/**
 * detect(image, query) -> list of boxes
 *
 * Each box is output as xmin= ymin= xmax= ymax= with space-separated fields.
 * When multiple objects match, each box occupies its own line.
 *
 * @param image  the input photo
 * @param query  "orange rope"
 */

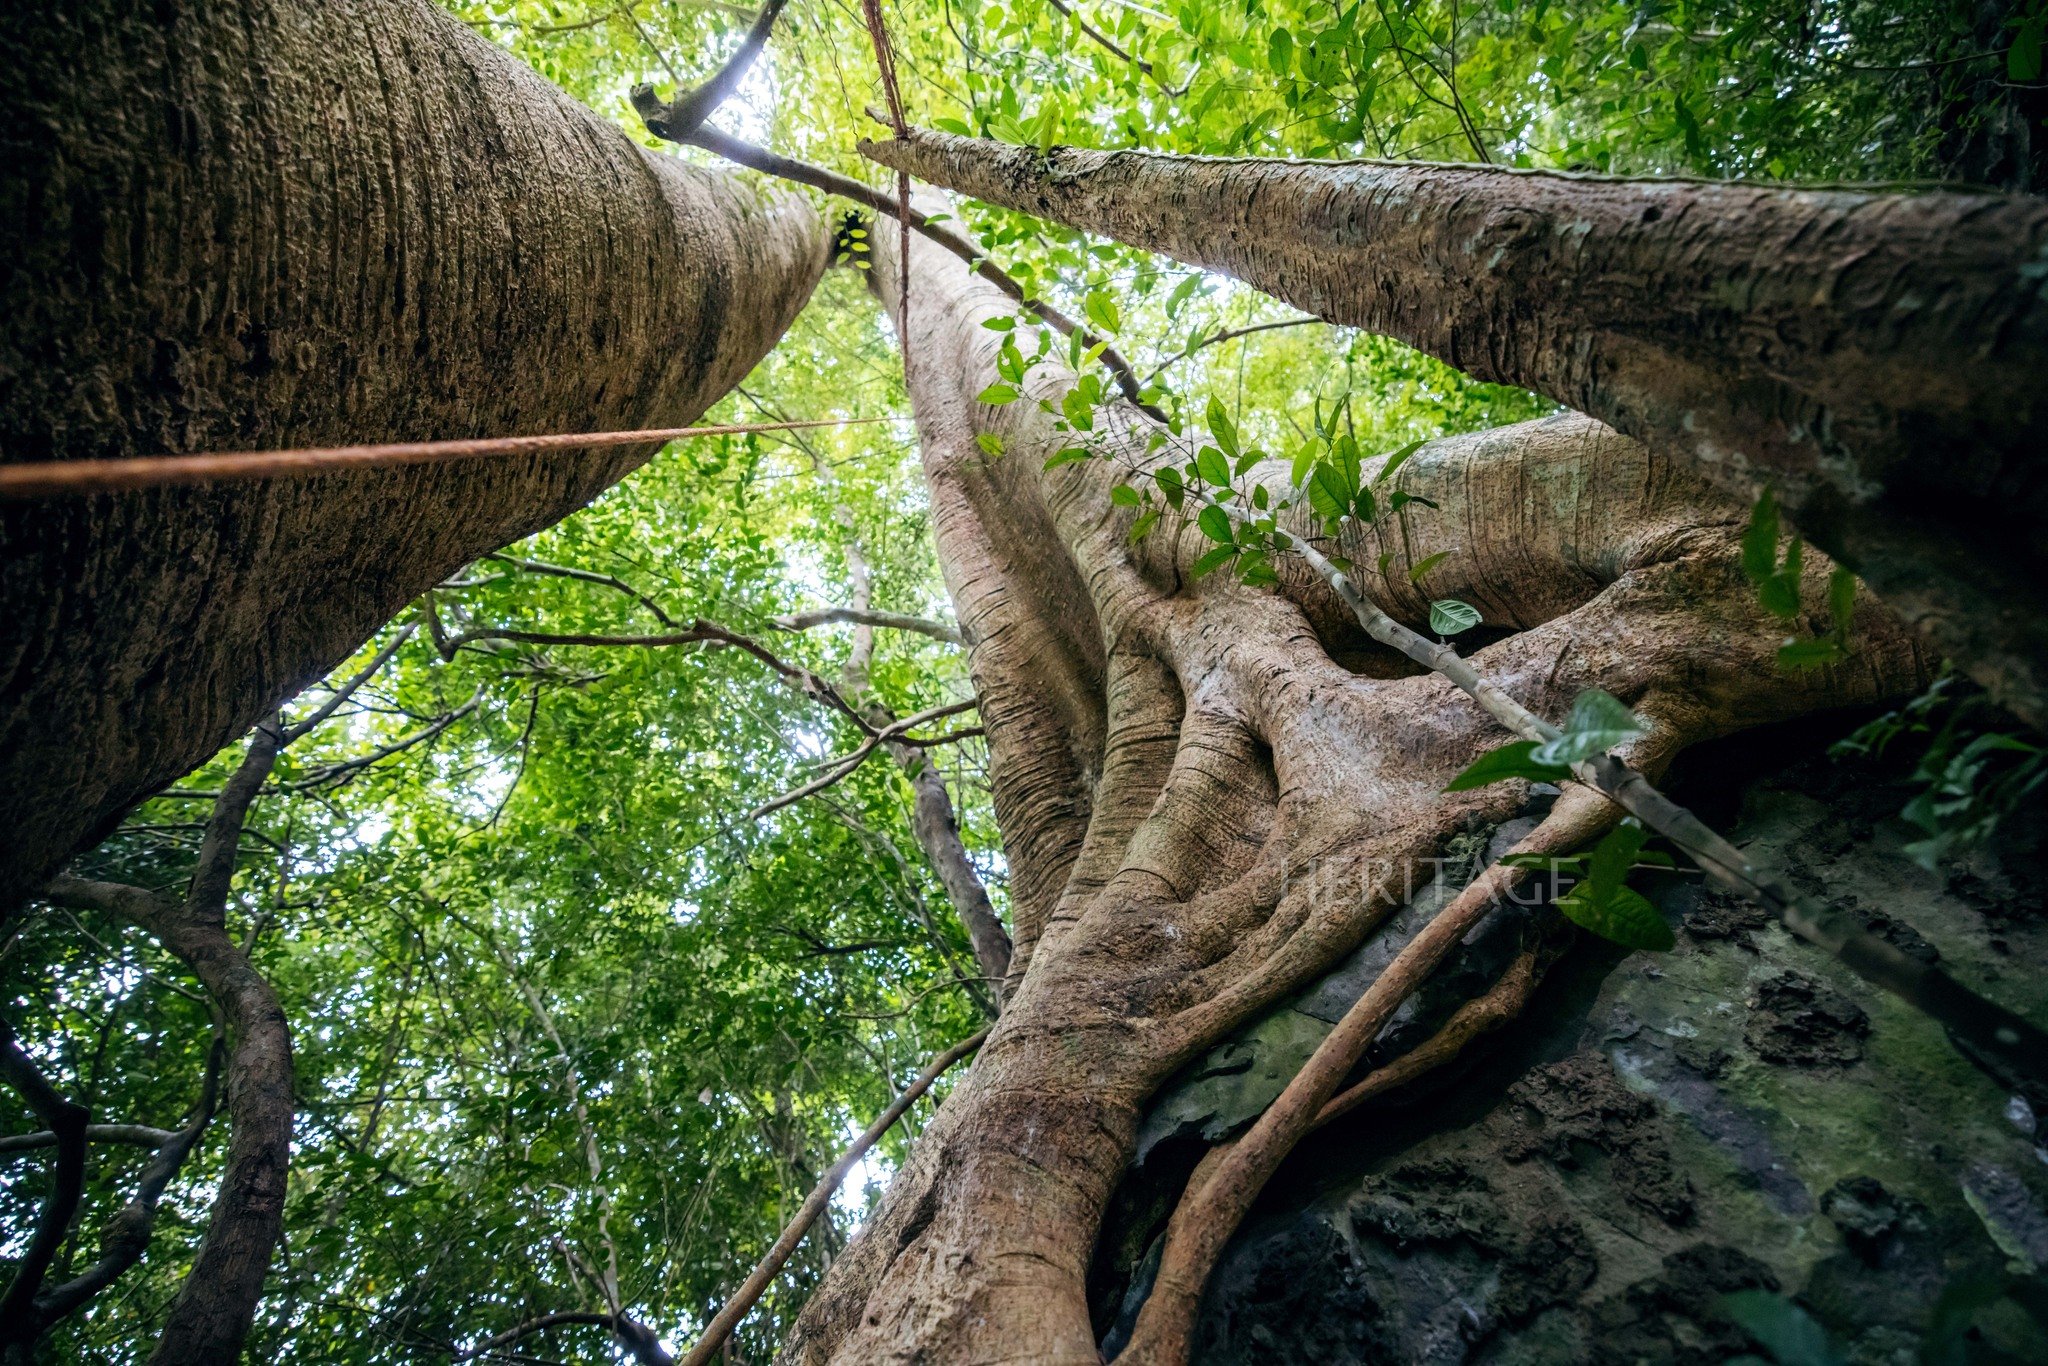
xmin=0 ymin=418 xmax=886 ymax=498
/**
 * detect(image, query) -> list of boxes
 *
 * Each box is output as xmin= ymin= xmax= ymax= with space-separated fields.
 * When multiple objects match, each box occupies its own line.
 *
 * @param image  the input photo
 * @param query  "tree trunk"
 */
xmin=776 ymin=199 xmax=1929 ymax=1363
xmin=860 ymin=130 xmax=2048 ymax=734
xmin=0 ymin=0 xmax=829 ymax=911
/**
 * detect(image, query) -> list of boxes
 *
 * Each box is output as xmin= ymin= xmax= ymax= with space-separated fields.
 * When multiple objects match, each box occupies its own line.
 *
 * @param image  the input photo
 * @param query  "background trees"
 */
xmin=4 ymin=0 xmax=2045 ymax=1361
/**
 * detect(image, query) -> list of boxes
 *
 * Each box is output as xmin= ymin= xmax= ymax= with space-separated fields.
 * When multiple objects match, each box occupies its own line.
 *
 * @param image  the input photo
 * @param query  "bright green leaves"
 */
xmin=977 ymin=382 xmax=1020 ymax=406
xmin=1197 ymin=504 xmax=1235 ymax=544
xmin=1408 ymin=550 xmax=1450 ymax=583
xmin=1082 ymin=289 xmax=1121 ymax=335
xmin=1110 ymin=483 xmax=1143 ymax=508
xmin=1444 ymin=688 xmax=1646 ymax=789
xmin=1506 ymin=820 xmax=1677 ymax=952
xmin=1743 ymin=485 xmax=1806 ymax=619
xmin=1428 ymin=598 xmax=1481 ymax=635
xmin=1742 ymin=489 xmax=1860 ymax=671
xmin=1532 ymin=688 xmax=1649 ymax=767
xmin=1443 ymin=739 xmax=1569 ymax=791
xmin=1196 ymin=444 xmax=1233 ymax=488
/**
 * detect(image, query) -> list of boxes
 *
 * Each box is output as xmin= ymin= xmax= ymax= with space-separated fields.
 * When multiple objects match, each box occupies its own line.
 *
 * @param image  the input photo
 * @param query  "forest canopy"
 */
xmin=3 ymin=0 xmax=2045 ymax=1362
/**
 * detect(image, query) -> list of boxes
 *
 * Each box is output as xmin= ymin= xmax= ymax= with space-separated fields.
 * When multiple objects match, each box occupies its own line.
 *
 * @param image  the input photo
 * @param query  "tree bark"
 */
xmin=775 ymin=195 xmax=1928 ymax=1363
xmin=860 ymin=129 xmax=2048 ymax=732
xmin=0 ymin=0 xmax=829 ymax=911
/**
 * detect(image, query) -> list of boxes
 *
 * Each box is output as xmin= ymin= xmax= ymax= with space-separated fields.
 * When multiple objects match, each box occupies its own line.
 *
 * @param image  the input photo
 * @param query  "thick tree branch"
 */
xmin=678 ymin=1028 xmax=988 ymax=1366
xmin=858 ymin=126 xmax=2048 ymax=731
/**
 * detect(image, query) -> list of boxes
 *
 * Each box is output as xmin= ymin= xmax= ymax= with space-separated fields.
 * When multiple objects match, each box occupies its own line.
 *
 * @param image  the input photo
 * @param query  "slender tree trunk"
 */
xmin=776 ymin=204 xmax=1928 ymax=1363
xmin=0 ymin=0 xmax=829 ymax=911
xmin=861 ymin=129 xmax=2048 ymax=732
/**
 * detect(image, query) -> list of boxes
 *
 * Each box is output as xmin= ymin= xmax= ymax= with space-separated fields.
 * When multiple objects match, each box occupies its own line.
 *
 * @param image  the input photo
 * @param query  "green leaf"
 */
xmin=1083 ymin=290 xmax=1121 ymax=335
xmin=1043 ymin=446 xmax=1089 ymax=470
xmin=1351 ymin=485 xmax=1377 ymax=523
xmin=1154 ymin=465 xmax=1186 ymax=509
xmin=977 ymin=382 xmax=1020 ymax=406
xmin=1429 ymin=598 xmax=1482 ymax=635
xmin=1267 ymin=26 xmax=1295 ymax=75
xmin=1558 ymin=883 xmax=1674 ymax=951
xmin=975 ymin=432 xmax=1005 ymax=457
xmin=1309 ymin=462 xmax=1352 ymax=525
xmin=1530 ymin=688 xmax=1648 ymax=767
xmin=1408 ymin=550 xmax=1450 ymax=584
xmin=1757 ymin=572 xmax=1802 ymax=620
xmin=1827 ymin=565 xmax=1858 ymax=637
xmin=2012 ymin=17 xmax=2044 ymax=81
xmin=980 ymin=315 xmax=1016 ymax=331
xmin=1206 ymin=396 xmax=1240 ymax=458
xmin=1741 ymin=488 xmax=1780 ymax=584
xmin=1290 ymin=438 xmax=1319 ymax=489
xmin=1110 ymin=483 xmax=1142 ymax=507
xmin=1777 ymin=636 xmax=1847 ymax=671
xmin=1196 ymin=445 xmax=1233 ymax=488
xmin=1197 ymin=504 xmax=1235 ymax=544
xmin=1192 ymin=544 xmax=1236 ymax=577
xmin=1718 ymin=1290 xmax=1845 ymax=1366
xmin=1239 ymin=551 xmax=1279 ymax=587
xmin=1373 ymin=439 xmax=1425 ymax=486
xmin=1583 ymin=820 xmax=1648 ymax=902
xmin=1128 ymin=507 xmax=1162 ymax=543
xmin=1444 ymin=739 xmax=1570 ymax=792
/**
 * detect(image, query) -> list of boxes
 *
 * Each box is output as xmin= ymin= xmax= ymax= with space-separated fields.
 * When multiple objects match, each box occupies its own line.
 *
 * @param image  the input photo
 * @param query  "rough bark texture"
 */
xmin=775 ymin=203 xmax=1929 ymax=1364
xmin=0 ymin=0 xmax=829 ymax=910
xmin=861 ymin=130 xmax=2048 ymax=733
xmin=1096 ymin=737 xmax=2048 ymax=1364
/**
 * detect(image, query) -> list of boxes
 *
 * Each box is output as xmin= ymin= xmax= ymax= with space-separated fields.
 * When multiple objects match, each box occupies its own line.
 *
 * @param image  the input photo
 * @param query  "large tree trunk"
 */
xmin=860 ymin=130 xmax=2048 ymax=734
xmin=776 ymin=202 xmax=1929 ymax=1363
xmin=0 ymin=0 xmax=828 ymax=909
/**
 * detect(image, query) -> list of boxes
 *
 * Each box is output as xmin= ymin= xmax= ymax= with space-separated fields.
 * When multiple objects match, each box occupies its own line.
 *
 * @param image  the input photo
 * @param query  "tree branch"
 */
xmin=0 ymin=1019 xmax=90 ymax=1343
xmin=636 ymin=0 xmax=790 ymax=144
xmin=31 ymin=1035 xmax=226 ymax=1332
xmin=746 ymin=700 xmax=980 ymax=820
xmin=486 ymin=554 xmax=680 ymax=628
xmin=677 ymin=1028 xmax=988 ymax=1366
xmin=0 ymin=1122 xmax=180 ymax=1155
xmin=453 ymin=1309 xmax=674 ymax=1366
xmin=772 ymin=606 xmax=964 ymax=646
xmin=1142 ymin=316 xmax=1320 ymax=385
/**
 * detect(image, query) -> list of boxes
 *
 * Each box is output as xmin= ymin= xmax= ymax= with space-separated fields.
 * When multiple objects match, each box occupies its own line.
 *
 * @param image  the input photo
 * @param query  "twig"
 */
xmin=487 ymin=555 xmax=680 ymax=628
xmin=677 ymin=1028 xmax=989 ymax=1366
xmin=1142 ymin=317 xmax=1320 ymax=385
xmin=746 ymin=700 xmax=981 ymax=820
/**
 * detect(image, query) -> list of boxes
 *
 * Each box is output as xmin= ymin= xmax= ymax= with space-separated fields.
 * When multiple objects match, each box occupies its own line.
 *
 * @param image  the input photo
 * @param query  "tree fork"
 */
xmin=859 ymin=127 xmax=2048 ymax=732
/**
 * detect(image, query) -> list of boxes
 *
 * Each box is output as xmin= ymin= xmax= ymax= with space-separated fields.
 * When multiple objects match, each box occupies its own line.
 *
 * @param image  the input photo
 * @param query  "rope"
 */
xmin=0 ymin=418 xmax=885 ymax=498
